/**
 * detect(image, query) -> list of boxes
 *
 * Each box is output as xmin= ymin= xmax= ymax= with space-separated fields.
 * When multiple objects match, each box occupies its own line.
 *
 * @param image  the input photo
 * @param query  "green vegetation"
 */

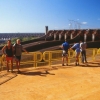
xmin=11 ymin=36 xmax=37 ymax=44
xmin=0 ymin=36 xmax=38 ymax=46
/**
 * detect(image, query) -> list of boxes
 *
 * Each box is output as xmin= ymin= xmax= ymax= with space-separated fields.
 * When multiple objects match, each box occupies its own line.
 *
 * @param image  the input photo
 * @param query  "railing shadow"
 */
xmin=19 ymin=70 xmax=55 ymax=76
xmin=80 ymin=62 xmax=100 ymax=67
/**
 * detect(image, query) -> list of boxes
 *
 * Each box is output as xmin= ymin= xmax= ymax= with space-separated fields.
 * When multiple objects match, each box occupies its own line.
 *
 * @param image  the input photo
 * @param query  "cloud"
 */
xmin=81 ymin=22 xmax=87 ymax=25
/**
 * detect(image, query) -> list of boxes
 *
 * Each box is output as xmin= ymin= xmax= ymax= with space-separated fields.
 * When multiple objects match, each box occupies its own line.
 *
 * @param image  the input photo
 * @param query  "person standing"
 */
xmin=70 ymin=42 xmax=81 ymax=66
xmin=13 ymin=39 xmax=28 ymax=73
xmin=80 ymin=41 xmax=87 ymax=63
xmin=61 ymin=40 xmax=70 ymax=66
xmin=2 ymin=40 xmax=14 ymax=72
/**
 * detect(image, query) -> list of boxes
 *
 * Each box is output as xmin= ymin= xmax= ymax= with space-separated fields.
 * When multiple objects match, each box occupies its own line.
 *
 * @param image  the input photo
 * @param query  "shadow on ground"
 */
xmin=19 ymin=70 xmax=55 ymax=77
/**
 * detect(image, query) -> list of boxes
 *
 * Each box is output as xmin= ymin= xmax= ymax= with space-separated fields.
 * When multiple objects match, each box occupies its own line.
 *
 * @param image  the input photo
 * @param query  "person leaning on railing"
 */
xmin=70 ymin=42 xmax=81 ymax=66
xmin=60 ymin=40 xmax=70 ymax=66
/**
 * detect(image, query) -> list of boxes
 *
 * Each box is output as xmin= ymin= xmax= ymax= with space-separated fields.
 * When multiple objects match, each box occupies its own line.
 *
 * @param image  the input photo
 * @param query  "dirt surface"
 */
xmin=0 ymin=62 xmax=100 ymax=100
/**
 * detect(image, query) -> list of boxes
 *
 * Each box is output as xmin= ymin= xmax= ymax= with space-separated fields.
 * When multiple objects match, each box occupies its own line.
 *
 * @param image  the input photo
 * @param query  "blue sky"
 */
xmin=0 ymin=0 xmax=100 ymax=33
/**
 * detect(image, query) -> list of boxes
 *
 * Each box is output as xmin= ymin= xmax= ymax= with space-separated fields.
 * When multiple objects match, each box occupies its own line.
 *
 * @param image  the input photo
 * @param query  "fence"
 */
xmin=0 ymin=48 xmax=99 ymax=71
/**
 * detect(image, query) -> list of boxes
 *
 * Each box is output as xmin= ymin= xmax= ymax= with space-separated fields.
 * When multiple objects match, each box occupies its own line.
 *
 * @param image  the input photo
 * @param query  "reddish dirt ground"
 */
xmin=0 ymin=62 xmax=100 ymax=100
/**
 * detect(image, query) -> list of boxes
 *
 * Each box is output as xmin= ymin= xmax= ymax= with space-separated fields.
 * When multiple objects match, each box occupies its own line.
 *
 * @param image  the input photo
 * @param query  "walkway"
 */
xmin=0 ymin=60 xmax=100 ymax=100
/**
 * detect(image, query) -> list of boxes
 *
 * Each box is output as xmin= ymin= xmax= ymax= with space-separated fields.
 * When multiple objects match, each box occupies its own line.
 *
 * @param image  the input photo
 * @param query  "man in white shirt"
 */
xmin=80 ymin=41 xmax=87 ymax=63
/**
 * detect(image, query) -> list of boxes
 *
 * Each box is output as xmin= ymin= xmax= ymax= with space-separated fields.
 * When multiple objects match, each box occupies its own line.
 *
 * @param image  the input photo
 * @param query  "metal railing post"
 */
xmin=49 ymin=52 xmax=52 ymax=67
xmin=92 ymin=49 xmax=96 ymax=61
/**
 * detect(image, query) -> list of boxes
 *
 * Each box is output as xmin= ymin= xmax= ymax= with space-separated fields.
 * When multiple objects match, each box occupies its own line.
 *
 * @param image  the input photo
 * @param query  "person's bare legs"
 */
xmin=66 ymin=57 xmax=68 ymax=65
xmin=75 ymin=52 xmax=80 ymax=65
xmin=76 ymin=56 xmax=79 ymax=65
xmin=6 ymin=60 xmax=9 ymax=72
xmin=10 ymin=59 xmax=13 ymax=72
xmin=62 ymin=56 xmax=68 ymax=66
xmin=16 ymin=60 xmax=20 ymax=72
xmin=77 ymin=53 xmax=80 ymax=65
xmin=62 ymin=57 xmax=65 ymax=66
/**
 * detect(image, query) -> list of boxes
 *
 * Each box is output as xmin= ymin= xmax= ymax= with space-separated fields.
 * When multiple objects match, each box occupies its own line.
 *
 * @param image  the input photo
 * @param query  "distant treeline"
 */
xmin=0 ymin=33 xmax=45 ymax=39
xmin=0 ymin=36 xmax=41 ymax=46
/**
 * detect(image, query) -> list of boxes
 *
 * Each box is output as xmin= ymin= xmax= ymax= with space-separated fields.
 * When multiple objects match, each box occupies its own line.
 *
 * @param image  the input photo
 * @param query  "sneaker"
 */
xmin=7 ymin=70 xmax=9 ymax=72
xmin=82 ymin=62 xmax=84 ymax=64
xmin=11 ymin=70 xmax=13 ymax=73
xmin=66 ymin=64 xmax=68 ymax=66
xmin=62 ymin=64 xmax=65 ymax=66
xmin=77 ymin=63 xmax=79 ymax=66
xmin=17 ymin=70 xmax=21 ymax=73
xmin=75 ymin=63 xmax=77 ymax=66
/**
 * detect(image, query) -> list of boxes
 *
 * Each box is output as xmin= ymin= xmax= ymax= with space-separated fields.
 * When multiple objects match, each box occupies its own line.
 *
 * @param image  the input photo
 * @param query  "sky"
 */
xmin=0 ymin=0 xmax=100 ymax=33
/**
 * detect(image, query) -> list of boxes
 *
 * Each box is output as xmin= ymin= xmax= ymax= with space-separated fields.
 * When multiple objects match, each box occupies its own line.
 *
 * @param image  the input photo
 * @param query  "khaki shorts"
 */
xmin=62 ymin=50 xmax=68 ymax=57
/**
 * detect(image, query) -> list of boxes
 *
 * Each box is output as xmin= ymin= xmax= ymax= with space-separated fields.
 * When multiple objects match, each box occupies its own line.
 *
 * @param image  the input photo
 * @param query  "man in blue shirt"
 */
xmin=70 ymin=42 xmax=81 ymax=66
xmin=61 ymin=40 xmax=70 ymax=66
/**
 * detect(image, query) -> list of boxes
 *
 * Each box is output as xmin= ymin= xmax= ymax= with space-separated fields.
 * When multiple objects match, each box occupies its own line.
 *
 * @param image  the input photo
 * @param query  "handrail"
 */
xmin=0 ymin=48 xmax=99 ymax=71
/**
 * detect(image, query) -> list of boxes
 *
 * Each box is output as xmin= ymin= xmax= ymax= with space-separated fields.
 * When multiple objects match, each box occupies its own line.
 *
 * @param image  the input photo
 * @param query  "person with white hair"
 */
xmin=13 ymin=39 xmax=28 ymax=73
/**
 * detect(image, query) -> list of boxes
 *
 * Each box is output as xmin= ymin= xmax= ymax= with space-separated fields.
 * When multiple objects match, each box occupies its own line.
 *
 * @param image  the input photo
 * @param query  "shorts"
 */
xmin=6 ymin=57 xmax=13 ymax=61
xmin=15 ymin=55 xmax=21 ymax=61
xmin=62 ymin=50 xmax=68 ymax=57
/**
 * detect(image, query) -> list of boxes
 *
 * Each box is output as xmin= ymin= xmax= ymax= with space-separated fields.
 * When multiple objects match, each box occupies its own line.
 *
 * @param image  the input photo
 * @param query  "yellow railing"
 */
xmin=0 ymin=48 xmax=100 ymax=71
xmin=20 ymin=51 xmax=43 ymax=67
xmin=94 ymin=48 xmax=100 ymax=60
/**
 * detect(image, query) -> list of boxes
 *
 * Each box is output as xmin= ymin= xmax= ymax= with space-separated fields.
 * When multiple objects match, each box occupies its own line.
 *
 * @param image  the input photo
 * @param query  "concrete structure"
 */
xmin=45 ymin=26 xmax=48 ymax=35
